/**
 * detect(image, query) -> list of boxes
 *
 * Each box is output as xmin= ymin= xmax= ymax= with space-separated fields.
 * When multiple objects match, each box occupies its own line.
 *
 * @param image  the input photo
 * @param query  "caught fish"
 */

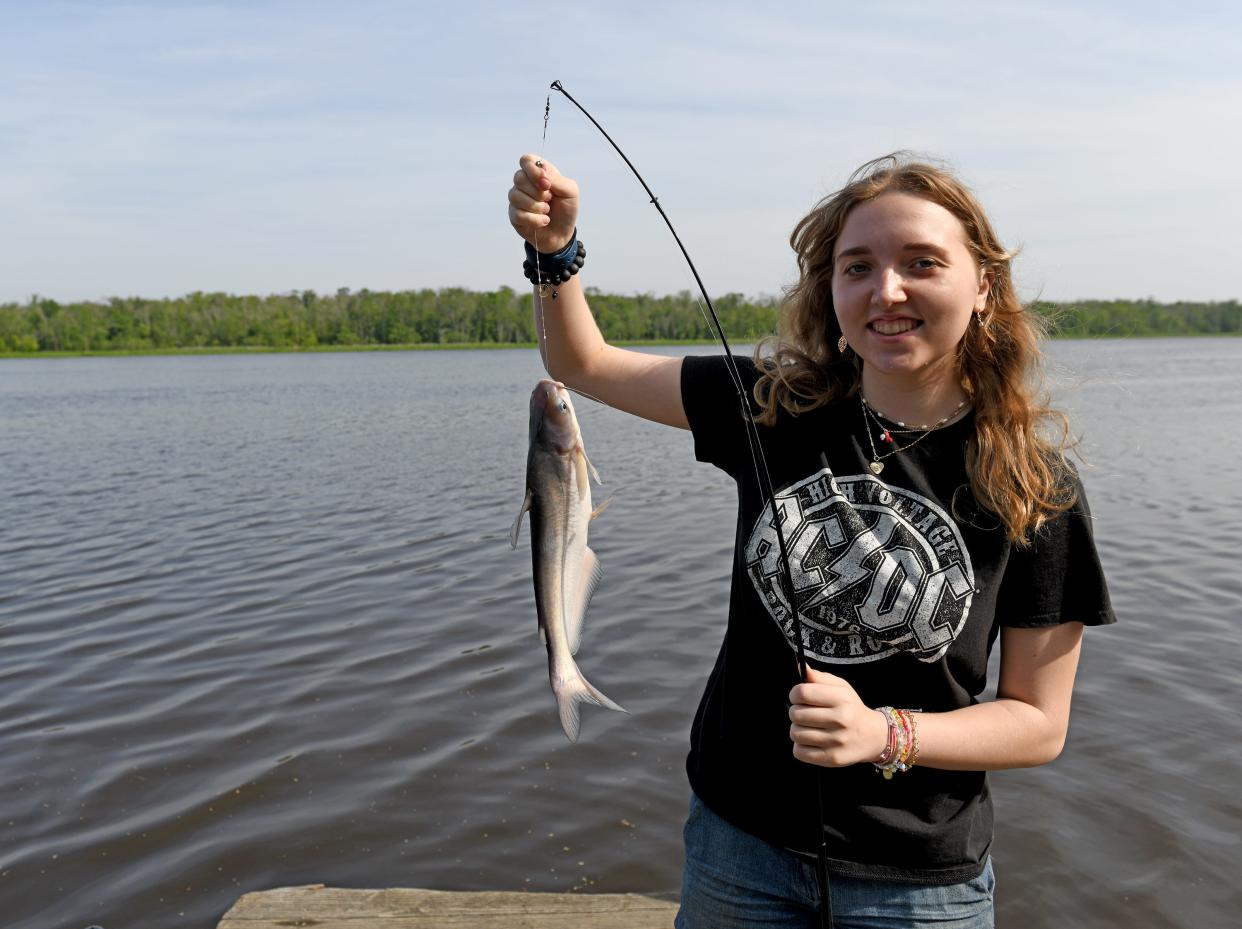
xmin=511 ymin=379 xmax=624 ymax=741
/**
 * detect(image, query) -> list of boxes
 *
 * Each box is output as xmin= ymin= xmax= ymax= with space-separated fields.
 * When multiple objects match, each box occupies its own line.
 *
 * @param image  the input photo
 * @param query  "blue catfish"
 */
xmin=511 ymin=379 xmax=624 ymax=741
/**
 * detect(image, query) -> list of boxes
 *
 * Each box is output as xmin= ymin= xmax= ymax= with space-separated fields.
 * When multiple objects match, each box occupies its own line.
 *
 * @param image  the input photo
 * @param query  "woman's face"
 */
xmin=831 ymin=192 xmax=989 ymax=391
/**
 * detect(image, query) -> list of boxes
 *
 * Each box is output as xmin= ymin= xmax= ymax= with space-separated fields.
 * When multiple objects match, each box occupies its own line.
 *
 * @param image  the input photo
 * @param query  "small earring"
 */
xmin=837 ymin=335 xmax=848 ymax=353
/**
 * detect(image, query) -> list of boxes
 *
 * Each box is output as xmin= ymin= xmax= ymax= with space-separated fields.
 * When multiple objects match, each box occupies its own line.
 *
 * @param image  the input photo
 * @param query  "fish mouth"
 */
xmin=529 ymin=378 xmax=579 ymax=449
xmin=532 ymin=378 xmax=570 ymax=403
xmin=533 ymin=377 xmax=560 ymax=396
xmin=531 ymin=379 xmax=568 ymax=412
xmin=868 ymin=317 xmax=922 ymax=336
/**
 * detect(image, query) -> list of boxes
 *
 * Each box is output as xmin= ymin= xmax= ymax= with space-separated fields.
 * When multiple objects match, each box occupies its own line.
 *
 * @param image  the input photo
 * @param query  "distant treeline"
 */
xmin=0 ymin=288 xmax=1238 ymax=353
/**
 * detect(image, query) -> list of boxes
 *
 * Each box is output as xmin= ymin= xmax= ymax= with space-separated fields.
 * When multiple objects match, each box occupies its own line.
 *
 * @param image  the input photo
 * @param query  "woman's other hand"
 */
xmin=789 ymin=668 xmax=889 ymax=768
xmin=509 ymin=155 xmax=579 ymax=254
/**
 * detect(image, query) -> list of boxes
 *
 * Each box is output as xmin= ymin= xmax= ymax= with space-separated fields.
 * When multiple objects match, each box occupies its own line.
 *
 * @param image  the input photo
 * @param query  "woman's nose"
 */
xmin=872 ymin=267 xmax=907 ymax=306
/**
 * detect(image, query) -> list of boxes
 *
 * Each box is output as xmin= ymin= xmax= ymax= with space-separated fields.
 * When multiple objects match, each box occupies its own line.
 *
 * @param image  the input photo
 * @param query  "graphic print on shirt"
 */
xmin=744 ymin=468 xmax=975 ymax=664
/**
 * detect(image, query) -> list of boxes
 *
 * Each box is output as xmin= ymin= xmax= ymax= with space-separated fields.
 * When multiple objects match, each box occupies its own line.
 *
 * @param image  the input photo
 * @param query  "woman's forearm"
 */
xmin=530 ymin=274 xmax=689 ymax=428
xmin=531 ymin=276 xmax=607 ymax=386
xmin=901 ymin=698 xmax=1068 ymax=772
xmin=791 ymin=625 xmax=1083 ymax=774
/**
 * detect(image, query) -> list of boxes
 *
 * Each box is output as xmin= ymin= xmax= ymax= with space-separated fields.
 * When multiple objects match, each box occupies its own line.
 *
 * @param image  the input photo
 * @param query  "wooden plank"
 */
xmin=217 ymin=885 xmax=678 ymax=929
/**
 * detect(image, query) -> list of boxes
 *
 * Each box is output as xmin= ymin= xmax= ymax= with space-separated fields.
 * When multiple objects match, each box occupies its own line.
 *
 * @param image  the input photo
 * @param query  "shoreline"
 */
xmin=1 ymin=331 xmax=1238 ymax=360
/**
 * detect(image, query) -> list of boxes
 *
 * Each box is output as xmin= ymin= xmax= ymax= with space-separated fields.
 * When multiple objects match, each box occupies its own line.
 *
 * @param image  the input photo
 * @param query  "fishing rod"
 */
xmin=543 ymin=79 xmax=834 ymax=929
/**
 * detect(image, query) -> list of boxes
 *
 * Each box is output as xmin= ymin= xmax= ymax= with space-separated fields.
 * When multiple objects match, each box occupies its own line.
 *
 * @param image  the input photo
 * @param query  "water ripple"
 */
xmin=1 ymin=342 xmax=1239 ymax=929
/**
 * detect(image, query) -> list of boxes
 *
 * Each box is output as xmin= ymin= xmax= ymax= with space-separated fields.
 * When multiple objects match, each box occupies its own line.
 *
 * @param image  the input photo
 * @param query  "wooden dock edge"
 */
xmin=217 ymin=884 xmax=679 ymax=928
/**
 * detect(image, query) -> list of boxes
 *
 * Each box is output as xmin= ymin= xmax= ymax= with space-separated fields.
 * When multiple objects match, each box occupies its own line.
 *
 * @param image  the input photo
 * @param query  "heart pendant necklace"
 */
xmin=860 ymin=394 xmax=968 ymax=475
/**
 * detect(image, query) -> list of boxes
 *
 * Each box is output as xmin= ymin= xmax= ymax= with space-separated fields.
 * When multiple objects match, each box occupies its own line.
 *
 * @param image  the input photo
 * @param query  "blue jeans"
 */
xmin=676 ymin=794 xmax=995 ymax=929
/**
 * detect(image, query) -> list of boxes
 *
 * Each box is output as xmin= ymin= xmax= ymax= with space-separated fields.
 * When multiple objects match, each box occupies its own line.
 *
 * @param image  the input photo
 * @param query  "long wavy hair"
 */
xmin=754 ymin=153 xmax=1075 ymax=544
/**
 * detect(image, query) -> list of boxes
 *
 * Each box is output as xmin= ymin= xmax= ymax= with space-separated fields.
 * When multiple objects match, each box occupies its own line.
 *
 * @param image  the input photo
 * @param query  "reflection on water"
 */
xmin=1 ymin=339 xmax=1239 ymax=929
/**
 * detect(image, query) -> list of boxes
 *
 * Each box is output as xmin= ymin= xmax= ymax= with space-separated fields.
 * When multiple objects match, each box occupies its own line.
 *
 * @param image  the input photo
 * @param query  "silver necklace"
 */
xmin=859 ymin=394 xmax=969 ymax=475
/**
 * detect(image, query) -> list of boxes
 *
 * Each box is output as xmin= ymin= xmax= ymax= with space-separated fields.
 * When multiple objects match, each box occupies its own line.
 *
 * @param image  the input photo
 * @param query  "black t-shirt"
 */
xmin=681 ymin=354 xmax=1116 ymax=884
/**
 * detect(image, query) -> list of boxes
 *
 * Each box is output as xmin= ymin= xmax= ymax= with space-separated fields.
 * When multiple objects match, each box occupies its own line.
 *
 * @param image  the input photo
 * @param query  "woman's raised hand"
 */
xmin=509 ymin=155 xmax=579 ymax=255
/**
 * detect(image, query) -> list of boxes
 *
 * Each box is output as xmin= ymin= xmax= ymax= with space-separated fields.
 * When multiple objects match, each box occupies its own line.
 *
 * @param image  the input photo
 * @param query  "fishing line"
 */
xmin=565 ymin=385 xmax=609 ymax=407
xmin=543 ymin=79 xmax=835 ymax=929
xmin=688 ymin=289 xmax=723 ymax=347
xmin=533 ymin=91 xmax=553 ymax=369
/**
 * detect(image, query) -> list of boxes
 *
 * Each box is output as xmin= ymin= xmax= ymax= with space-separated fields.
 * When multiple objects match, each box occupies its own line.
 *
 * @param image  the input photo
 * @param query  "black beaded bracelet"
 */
xmin=523 ymin=231 xmax=586 ymax=295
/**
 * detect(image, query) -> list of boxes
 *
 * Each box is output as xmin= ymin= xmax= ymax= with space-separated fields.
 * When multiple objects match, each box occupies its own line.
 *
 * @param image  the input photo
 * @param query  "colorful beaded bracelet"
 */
xmin=874 ymin=706 xmax=919 ymax=779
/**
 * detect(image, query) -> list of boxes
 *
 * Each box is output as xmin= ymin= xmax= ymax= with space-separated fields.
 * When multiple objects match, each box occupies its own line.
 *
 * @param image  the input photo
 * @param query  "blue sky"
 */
xmin=2 ymin=0 xmax=1239 ymax=303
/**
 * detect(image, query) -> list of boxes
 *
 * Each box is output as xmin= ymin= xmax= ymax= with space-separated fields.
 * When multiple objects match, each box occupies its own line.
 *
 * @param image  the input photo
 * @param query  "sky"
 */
xmin=2 ymin=0 xmax=1239 ymax=305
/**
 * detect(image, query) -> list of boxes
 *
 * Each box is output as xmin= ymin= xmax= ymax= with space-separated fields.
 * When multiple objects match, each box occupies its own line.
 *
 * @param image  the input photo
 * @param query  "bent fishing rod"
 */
xmin=540 ymin=79 xmax=835 ymax=929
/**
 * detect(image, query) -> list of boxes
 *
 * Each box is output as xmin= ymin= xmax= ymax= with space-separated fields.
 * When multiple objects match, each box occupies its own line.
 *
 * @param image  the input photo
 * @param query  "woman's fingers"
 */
xmin=508 ymin=204 xmax=550 ymax=240
xmin=518 ymin=155 xmax=554 ymax=197
xmin=790 ymin=726 xmax=851 ymax=767
xmin=789 ymin=702 xmax=889 ymax=768
xmin=508 ymin=165 xmax=552 ymax=240
xmin=512 ymin=167 xmax=550 ymax=201
xmin=510 ymin=154 xmax=579 ymax=252
xmin=509 ymin=186 xmax=550 ymax=215
xmin=519 ymin=152 xmax=546 ymax=180
xmin=790 ymin=723 xmax=839 ymax=746
xmin=788 ymin=704 xmax=841 ymax=728
xmin=546 ymin=170 xmax=579 ymax=200
xmin=518 ymin=155 xmax=580 ymax=200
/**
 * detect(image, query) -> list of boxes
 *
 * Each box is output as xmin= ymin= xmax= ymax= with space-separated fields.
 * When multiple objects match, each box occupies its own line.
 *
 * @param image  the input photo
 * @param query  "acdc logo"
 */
xmin=744 ymin=469 xmax=975 ymax=664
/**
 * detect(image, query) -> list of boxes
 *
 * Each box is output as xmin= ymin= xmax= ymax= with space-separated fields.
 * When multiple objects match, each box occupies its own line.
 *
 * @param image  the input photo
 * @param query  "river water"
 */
xmin=1 ymin=339 xmax=1238 ymax=929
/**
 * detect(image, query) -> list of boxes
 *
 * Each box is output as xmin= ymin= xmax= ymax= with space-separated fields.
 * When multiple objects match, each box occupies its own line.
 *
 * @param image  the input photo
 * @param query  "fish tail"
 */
xmin=553 ymin=668 xmax=627 ymax=743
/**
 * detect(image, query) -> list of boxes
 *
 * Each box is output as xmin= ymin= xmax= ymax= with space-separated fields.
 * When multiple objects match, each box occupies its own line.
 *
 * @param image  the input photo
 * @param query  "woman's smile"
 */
xmin=868 ymin=316 xmax=922 ymax=336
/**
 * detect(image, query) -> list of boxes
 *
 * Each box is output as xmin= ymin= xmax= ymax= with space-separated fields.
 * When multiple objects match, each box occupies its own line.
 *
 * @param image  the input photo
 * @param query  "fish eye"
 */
xmin=558 ymin=401 xmax=568 ymax=411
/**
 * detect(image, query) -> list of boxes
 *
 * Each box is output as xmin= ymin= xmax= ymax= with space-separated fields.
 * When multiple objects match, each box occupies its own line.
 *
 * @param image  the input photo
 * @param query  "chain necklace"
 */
xmin=860 ymin=394 xmax=969 ymax=475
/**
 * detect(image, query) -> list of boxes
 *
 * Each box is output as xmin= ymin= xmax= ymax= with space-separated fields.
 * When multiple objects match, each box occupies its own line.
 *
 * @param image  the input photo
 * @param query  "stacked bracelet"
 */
xmin=874 ymin=707 xmax=920 ymax=779
xmin=905 ymin=709 xmax=920 ymax=769
xmin=523 ymin=230 xmax=586 ymax=298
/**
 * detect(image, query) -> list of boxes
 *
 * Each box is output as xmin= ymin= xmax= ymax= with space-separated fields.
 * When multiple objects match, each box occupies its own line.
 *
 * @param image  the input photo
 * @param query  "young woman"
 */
xmin=506 ymin=152 xmax=1115 ymax=928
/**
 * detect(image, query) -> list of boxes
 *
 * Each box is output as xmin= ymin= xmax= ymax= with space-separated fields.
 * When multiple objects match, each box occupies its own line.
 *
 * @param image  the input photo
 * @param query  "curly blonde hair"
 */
xmin=754 ymin=153 xmax=1075 ymax=544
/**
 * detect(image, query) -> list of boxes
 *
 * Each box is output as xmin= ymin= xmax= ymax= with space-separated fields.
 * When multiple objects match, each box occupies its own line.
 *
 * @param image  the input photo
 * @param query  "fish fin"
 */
xmin=553 ymin=663 xmax=627 ymax=743
xmin=510 ymin=489 xmax=532 ymax=549
xmin=590 ymin=496 xmax=614 ymax=521
xmin=582 ymin=447 xmax=602 ymax=485
xmin=574 ymin=450 xmax=590 ymax=499
xmin=565 ymin=547 xmax=601 ymax=656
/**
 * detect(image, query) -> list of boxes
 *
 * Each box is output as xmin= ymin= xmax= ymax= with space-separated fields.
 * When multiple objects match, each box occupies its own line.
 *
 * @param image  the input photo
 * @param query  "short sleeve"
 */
xmin=996 ymin=474 xmax=1117 ymax=628
xmin=681 ymin=354 xmax=762 ymax=478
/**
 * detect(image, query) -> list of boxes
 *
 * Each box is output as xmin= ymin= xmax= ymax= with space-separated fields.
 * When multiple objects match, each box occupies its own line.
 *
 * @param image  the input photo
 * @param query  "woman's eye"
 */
xmin=844 ymin=262 xmax=869 ymax=275
xmin=912 ymin=258 xmax=939 ymax=270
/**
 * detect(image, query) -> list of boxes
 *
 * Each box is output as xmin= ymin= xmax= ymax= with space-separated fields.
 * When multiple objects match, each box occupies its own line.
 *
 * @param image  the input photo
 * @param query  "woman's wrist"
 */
xmin=523 ymin=229 xmax=586 ymax=290
xmin=527 ymin=230 xmax=577 ymax=259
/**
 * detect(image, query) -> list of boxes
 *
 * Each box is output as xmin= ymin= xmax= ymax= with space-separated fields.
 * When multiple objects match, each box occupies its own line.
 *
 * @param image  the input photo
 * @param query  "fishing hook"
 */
xmin=543 ymin=79 xmax=835 ymax=929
